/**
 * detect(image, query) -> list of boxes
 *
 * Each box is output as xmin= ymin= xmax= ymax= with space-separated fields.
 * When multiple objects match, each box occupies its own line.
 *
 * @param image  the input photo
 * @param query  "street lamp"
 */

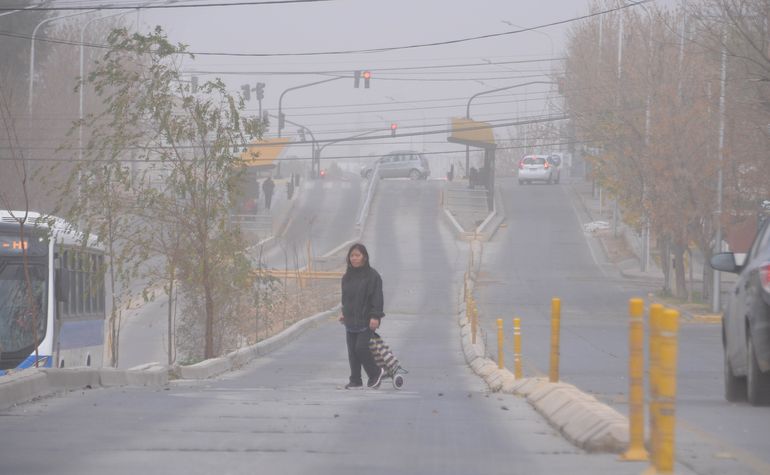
xmin=29 ymin=9 xmax=97 ymax=113
xmin=464 ymin=80 xmax=553 ymax=176
xmin=277 ymin=76 xmax=344 ymax=137
xmin=79 ymin=11 xmax=129 ymax=163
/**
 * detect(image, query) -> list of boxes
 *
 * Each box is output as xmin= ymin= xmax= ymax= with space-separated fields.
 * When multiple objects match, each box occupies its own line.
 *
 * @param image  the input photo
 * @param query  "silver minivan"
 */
xmin=361 ymin=151 xmax=430 ymax=180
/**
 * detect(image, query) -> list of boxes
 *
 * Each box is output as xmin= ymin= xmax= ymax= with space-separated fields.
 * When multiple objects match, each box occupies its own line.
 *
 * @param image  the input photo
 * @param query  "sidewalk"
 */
xmin=568 ymin=179 xmax=722 ymax=321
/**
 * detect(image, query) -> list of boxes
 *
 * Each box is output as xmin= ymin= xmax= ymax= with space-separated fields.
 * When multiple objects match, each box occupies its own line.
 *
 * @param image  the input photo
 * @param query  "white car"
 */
xmin=517 ymin=155 xmax=560 ymax=185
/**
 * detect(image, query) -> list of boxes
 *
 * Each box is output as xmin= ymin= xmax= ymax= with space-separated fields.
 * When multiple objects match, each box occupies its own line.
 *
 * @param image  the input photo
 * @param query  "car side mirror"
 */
xmin=710 ymin=252 xmax=740 ymax=274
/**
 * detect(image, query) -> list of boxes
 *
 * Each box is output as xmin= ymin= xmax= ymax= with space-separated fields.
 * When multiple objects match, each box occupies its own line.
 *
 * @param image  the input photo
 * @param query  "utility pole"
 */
xmin=712 ymin=34 xmax=727 ymax=313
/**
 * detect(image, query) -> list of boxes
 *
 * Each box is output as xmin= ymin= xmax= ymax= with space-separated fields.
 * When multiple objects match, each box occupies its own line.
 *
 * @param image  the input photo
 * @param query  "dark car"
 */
xmin=710 ymin=218 xmax=770 ymax=405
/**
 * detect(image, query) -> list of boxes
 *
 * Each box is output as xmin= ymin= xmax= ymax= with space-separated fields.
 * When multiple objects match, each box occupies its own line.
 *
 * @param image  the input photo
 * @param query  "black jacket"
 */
xmin=341 ymin=265 xmax=384 ymax=331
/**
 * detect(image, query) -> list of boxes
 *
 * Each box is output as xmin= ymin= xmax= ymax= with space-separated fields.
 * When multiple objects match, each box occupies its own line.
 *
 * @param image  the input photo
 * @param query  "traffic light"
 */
xmin=298 ymin=127 xmax=306 ymax=142
xmin=390 ymin=123 xmax=397 ymax=137
xmin=354 ymin=70 xmax=371 ymax=88
xmin=191 ymin=75 xmax=199 ymax=93
xmin=279 ymin=112 xmax=285 ymax=130
xmin=256 ymin=82 xmax=265 ymax=101
xmin=241 ymin=84 xmax=251 ymax=101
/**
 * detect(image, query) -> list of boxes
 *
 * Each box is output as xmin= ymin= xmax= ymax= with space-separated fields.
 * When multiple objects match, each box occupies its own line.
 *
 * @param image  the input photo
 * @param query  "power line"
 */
xmin=0 ymin=1 xmax=653 ymax=57
xmin=182 ymin=57 xmax=564 ymax=76
xmin=0 ymin=0 xmax=334 ymax=12
xmin=0 ymin=139 xmax=599 ymax=164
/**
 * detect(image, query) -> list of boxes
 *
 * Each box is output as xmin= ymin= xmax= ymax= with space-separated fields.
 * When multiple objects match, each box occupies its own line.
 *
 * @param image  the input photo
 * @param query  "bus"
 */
xmin=0 ymin=211 xmax=106 ymax=373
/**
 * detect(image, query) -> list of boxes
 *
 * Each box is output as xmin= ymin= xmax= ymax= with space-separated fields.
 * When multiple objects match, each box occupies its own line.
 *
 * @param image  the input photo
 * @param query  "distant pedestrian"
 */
xmin=262 ymin=176 xmax=275 ymax=210
xmin=294 ymin=173 xmax=300 ymax=187
xmin=338 ymin=243 xmax=386 ymax=389
xmin=447 ymin=163 xmax=455 ymax=182
xmin=287 ymin=179 xmax=295 ymax=200
xmin=469 ymin=167 xmax=478 ymax=189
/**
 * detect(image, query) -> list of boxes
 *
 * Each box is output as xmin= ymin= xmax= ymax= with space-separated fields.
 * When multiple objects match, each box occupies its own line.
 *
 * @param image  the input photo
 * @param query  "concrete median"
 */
xmin=460 ymin=238 xmax=631 ymax=454
xmin=0 ymin=364 xmax=169 ymax=411
xmin=1 ymin=306 xmax=341 ymax=410
xmin=175 ymin=305 xmax=342 ymax=380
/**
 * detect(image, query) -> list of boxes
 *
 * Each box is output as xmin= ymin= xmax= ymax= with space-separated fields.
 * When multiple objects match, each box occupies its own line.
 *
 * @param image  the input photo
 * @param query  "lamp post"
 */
xmin=465 ymin=81 xmax=553 ymax=175
xmin=277 ymin=76 xmax=344 ymax=137
xmin=29 ymin=10 xmax=97 ymax=114
xmin=79 ymin=11 xmax=129 ymax=163
xmin=316 ymin=128 xmax=383 ymax=177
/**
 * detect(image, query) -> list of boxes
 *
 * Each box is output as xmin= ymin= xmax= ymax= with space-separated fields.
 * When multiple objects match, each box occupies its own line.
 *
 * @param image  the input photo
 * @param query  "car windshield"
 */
xmin=523 ymin=157 xmax=546 ymax=165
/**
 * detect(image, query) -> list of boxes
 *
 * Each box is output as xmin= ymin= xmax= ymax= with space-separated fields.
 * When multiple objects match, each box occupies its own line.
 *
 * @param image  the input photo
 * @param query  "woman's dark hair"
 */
xmin=346 ymin=243 xmax=370 ymax=270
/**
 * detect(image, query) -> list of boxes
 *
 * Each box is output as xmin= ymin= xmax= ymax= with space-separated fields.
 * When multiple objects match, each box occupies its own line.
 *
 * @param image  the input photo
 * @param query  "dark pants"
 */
xmin=346 ymin=330 xmax=380 ymax=385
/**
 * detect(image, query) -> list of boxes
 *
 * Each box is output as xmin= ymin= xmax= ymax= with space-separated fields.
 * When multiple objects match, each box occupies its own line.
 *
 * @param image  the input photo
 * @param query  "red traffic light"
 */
xmin=362 ymin=71 xmax=371 ymax=80
xmin=390 ymin=123 xmax=397 ymax=130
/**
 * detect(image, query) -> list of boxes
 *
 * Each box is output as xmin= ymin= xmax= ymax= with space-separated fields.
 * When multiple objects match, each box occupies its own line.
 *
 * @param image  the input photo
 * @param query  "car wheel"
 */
xmin=724 ymin=331 xmax=746 ymax=402
xmin=409 ymin=169 xmax=421 ymax=180
xmin=747 ymin=332 xmax=770 ymax=406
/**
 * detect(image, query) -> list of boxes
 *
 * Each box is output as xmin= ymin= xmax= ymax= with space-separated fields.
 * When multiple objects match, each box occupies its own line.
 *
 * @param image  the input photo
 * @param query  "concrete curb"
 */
xmin=1 ymin=305 xmax=342 ymax=410
xmin=176 ymin=305 xmax=341 ymax=380
xmin=460 ymin=238 xmax=630 ymax=454
xmin=0 ymin=364 xmax=169 ymax=411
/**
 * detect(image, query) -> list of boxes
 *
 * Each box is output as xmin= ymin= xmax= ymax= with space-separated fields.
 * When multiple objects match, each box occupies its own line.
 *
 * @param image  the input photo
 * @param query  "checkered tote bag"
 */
xmin=369 ymin=333 xmax=402 ymax=378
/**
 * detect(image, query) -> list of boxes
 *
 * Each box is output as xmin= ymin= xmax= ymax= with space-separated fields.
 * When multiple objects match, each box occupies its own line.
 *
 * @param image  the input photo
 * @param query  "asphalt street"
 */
xmin=259 ymin=174 xmax=363 ymax=269
xmin=0 ymin=178 xmax=671 ymax=475
xmin=476 ymin=176 xmax=770 ymax=475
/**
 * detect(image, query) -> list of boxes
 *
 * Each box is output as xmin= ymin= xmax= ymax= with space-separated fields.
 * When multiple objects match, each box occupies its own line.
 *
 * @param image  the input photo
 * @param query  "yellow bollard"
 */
xmin=652 ymin=308 xmax=680 ymax=474
xmin=647 ymin=303 xmax=665 ymax=469
xmin=497 ymin=319 xmax=504 ymax=369
xmin=471 ymin=304 xmax=478 ymax=345
xmin=621 ymin=298 xmax=649 ymax=461
xmin=549 ymin=298 xmax=561 ymax=383
xmin=513 ymin=317 xmax=522 ymax=379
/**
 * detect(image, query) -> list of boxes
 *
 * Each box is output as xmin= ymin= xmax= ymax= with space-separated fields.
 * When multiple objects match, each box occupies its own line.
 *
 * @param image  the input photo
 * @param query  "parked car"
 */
xmin=361 ymin=151 xmax=430 ymax=180
xmin=517 ymin=154 xmax=559 ymax=185
xmin=710 ymin=217 xmax=770 ymax=405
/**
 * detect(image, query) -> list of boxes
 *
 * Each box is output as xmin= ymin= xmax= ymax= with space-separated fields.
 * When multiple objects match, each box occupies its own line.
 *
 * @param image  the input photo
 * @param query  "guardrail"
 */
xmin=356 ymin=164 xmax=381 ymax=229
xmin=231 ymin=213 xmax=272 ymax=234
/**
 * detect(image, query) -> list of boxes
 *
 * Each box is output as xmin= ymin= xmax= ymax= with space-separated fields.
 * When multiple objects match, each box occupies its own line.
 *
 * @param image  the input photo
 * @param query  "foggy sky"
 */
xmin=138 ymin=0 xmax=676 ymax=165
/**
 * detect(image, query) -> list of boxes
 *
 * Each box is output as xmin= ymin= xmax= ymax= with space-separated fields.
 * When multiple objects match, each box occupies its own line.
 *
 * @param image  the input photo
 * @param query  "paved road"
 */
xmin=475 ymin=177 xmax=770 ymax=475
xmin=0 ymin=179 xmax=665 ymax=475
xmin=260 ymin=173 xmax=362 ymax=269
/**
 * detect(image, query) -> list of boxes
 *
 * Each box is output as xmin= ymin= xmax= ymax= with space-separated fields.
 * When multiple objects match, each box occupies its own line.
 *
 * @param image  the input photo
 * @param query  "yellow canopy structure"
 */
xmin=240 ymin=137 xmax=291 ymax=169
xmin=447 ymin=117 xmax=496 ymax=148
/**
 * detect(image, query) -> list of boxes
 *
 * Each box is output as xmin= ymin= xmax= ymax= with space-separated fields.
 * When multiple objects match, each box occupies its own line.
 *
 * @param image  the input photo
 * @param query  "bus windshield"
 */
xmin=0 ymin=236 xmax=49 ymax=369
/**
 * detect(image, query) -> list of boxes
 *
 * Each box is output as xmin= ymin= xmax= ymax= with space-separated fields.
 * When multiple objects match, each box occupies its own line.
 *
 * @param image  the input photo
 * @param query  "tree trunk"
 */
xmin=203 ymin=243 xmax=214 ymax=359
xmin=673 ymin=241 xmax=688 ymax=300
xmin=167 ymin=268 xmax=175 ymax=366
xmin=661 ymin=236 xmax=672 ymax=296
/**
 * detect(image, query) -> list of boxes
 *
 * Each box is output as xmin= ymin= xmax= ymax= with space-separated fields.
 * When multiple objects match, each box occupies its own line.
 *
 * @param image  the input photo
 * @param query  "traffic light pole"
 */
xmin=277 ymin=76 xmax=344 ymax=137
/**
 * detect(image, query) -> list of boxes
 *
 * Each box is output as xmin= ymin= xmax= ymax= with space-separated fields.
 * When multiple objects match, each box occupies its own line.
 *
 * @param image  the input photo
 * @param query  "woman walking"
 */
xmin=339 ymin=243 xmax=386 ymax=389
